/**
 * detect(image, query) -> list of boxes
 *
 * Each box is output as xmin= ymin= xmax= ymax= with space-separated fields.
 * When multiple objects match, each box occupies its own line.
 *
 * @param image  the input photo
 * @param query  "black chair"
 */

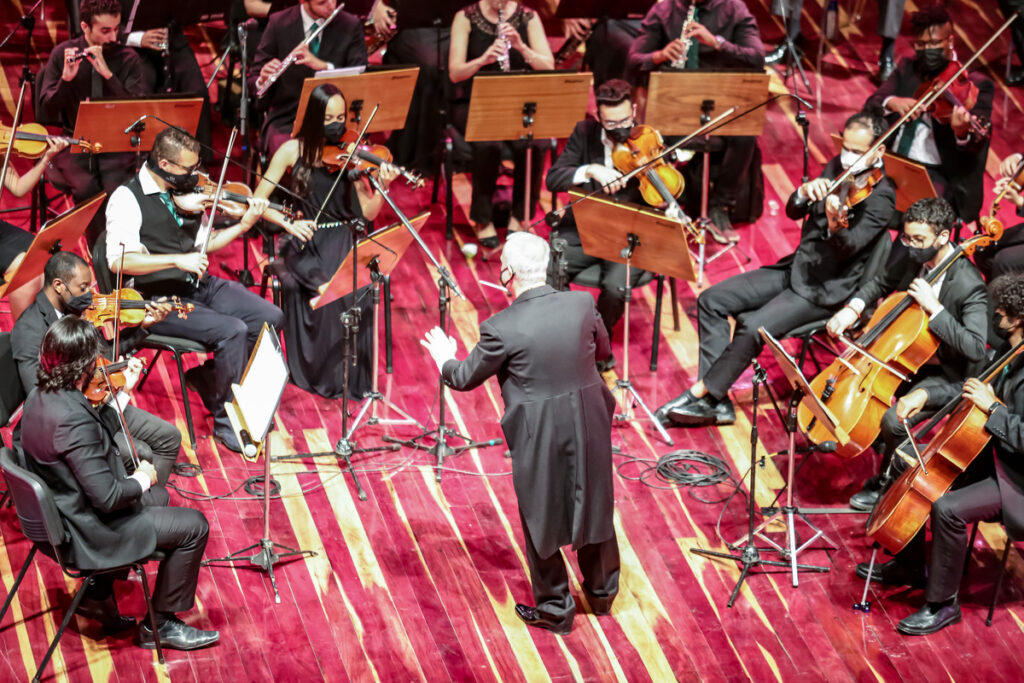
xmin=0 ymin=330 xmax=26 ymax=507
xmin=963 ymin=521 xmax=1019 ymax=627
xmin=92 ymin=231 xmax=212 ymax=449
xmin=0 ymin=448 xmax=165 ymax=680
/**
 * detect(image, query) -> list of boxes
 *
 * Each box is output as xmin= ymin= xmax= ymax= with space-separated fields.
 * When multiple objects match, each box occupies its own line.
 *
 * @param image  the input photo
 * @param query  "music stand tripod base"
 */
xmin=203 ymin=537 xmax=316 ymax=605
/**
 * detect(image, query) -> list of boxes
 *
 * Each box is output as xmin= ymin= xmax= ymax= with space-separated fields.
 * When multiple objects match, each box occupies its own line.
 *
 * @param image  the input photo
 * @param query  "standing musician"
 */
xmin=420 ymin=233 xmax=619 ymax=636
xmin=626 ymin=0 xmax=766 ymax=239
xmin=11 ymin=251 xmax=180 ymax=487
xmin=448 ymin=0 xmax=554 ymax=247
xmin=865 ymin=3 xmax=993 ymax=226
xmin=973 ymin=152 xmax=1024 ymax=280
xmin=255 ymin=83 xmax=400 ymax=400
xmin=857 ymin=274 xmax=1024 ymax=636
xmin=827 ymin=197 xmax=989 ymax=511
xmin=251 ymin=0 xmax=368 ymax=158
xmin=21 ymin=316 xmax=218 ymax=650
xmin=545 ymin=79 xmax=650 ymax=364
xmin=654 ymin=112 xmax=896 ymax=428
xmin=103 ymin=127 xmax=283 ymax=453
xmin=38 ymin=0 xmax=147 ymax=246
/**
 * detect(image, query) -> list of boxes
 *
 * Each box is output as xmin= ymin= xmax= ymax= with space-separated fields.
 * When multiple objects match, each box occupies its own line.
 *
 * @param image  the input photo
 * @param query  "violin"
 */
xmin=322 ymin=135 xmax=424 ymax=189
xmin=172 ymin=171 xmax=298 ymax=222
xmin=867 ymin=340 xmax=1024 ymax=554
xmin=831 ymin=167 xmax=884 ymax=229
xmin=610 ymin=124 xmax=685 ymax=210
xmin=84 ymin=356 xmax=147 ymax=406
xmin=82 ymin=287 xmax=193 ymax=328
xmin=0 ymin=122 xmax=101 ymax=157
xmin=797 ymin=222 xmax=1003 ymax=458
xmin=912 ymin=60 xmax=990 ymax=138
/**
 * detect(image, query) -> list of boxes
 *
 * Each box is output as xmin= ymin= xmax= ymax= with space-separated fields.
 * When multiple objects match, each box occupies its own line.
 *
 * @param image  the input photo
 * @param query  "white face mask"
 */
xmin=840 ymin=148 xmax=878 ymax=175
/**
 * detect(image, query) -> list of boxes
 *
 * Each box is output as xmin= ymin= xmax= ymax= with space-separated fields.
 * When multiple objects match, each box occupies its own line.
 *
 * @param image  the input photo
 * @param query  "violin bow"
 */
xmin=199 ymin=126 xmax=239 ymax=259
xmin=102 ymin=242 xmax=141 ymax=469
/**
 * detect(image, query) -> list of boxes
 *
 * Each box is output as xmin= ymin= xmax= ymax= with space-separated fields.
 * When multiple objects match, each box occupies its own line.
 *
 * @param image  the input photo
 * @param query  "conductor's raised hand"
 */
xmin=420 ymin=326 xmax=458 ymax=372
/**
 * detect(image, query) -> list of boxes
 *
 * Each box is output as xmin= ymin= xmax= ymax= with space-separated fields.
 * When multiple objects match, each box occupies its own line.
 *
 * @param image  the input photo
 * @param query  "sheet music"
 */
xmin=232 ymin=327 xmax=289 ymax=442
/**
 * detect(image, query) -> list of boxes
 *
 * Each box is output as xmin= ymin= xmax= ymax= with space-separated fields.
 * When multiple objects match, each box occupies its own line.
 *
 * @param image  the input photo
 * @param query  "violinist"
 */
xmin=449 ymin=0 xmax=554 ymax=247
xmin=255 ymin=83 xmax=400 ymax=400
xmin=11 ymin=251 xmax=180 ymax=488
xmin=855 ymin=273 xmax=1024 ymax=636
xmin=827 ymin=197 xmax=989 ymax=511
xmin=104 ymin=127 xmax=283 ymax=453
xmin=973 ymin=152 xmax=1024 ymax=280
xmin=655 ymin=112 xmax=896 ymax=428
xmin=865 ymin=3 xmax=993 ymax=225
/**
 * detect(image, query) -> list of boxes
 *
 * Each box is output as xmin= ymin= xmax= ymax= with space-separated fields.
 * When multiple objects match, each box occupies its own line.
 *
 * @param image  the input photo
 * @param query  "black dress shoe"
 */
xmin=654 ymin=390 xmax=698 ymax=427
xmin=877 ymin=56 xmax=896 ymax=83
xmin=137 ymin=616 xmax=220 ymax=651
xmin=897 ymin=599 xmax=961 ymax=635
xmin=514 ymin=604 xmax=573 ymax=635
xmin=75 ymin=595 xmax=137 ymax=635
xmin=849 ymin=487 xmax=881 ymax=512
xmin=668 ymin=395 xmax=736 ymax=427
xmin=765 ymin=43 xmax=789 ymax=65
xmin=582 ymin=589 xmax=614 ymax=616
xmin=855 ymin=559 xmax=925 ymax=588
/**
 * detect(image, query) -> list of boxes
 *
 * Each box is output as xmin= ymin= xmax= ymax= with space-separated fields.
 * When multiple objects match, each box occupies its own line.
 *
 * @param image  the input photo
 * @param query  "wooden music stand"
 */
xmin=290 ymin=67 xmax=420 ymax=137
xmin=645 ymin=71 xmax=770 ymax=137
xmin=72 ymin=97 xmax=203 ymax=155
xmin=0 ymin=193 xmax=104 ymax=297
xmin=829 ymin=133 xmax=937 ymax=212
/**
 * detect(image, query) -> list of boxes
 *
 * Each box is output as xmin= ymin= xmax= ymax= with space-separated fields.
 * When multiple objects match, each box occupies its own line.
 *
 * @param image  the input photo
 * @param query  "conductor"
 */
xmin=420 ymin=232 xmax=620 ymax=636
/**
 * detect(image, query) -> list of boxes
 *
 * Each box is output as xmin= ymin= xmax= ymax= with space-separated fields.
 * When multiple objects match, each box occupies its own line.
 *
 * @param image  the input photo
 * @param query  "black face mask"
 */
xmin=995 ymin=321 xmax=1013 ymax=340
xmin=915 ymin=48 xmax=949 ymax=77
xmin=147 ymin=157 xmax=199 ymax=193
xmin=324 ymin=121 xmax=347 ymax=145
xmin=62 ymin=290 xmax=93 ymax=315
xmin=606 ymin=125 xmax=633 ymax=145
xmin=907 ymin=243 xmax=941 ymax=264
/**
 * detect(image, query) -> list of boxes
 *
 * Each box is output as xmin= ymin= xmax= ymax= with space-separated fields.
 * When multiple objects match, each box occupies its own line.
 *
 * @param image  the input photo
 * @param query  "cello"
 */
xmin=867 ymin=339 xmax=1024 ymax=554
xmin=797 ymin=221 xmax=1002 ymax=458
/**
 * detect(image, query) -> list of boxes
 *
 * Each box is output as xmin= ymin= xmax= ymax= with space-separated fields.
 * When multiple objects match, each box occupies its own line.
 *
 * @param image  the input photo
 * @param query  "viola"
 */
xmin=830 ymin=167 xmax=884 ymax=229
xmin=867 ymin=339 xmax=1024 ymax=554
xmin=610 ymin=124 xmax=685 ymax=210
xmin=322 ymin=137 xmax=424 ymax=189
xmin=84 ymin=356 xmax=148 ymax=406
xmin=82 ymin=287 xmax=193 ymax=328
xmin=0 ymin=122 xmax=101 ymax=157
xmin=797 ymin=223 xmax=1003 ymax=458
xmin=912 ymin=60 xmax=990 ymax=138
xmin=172 ymin=171 xmax=298 ymax=221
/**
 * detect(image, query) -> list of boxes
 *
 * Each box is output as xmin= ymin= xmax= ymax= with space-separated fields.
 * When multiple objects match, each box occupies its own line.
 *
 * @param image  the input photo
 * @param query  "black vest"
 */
xmin=125 ymin=174 xmax=200 ymax=298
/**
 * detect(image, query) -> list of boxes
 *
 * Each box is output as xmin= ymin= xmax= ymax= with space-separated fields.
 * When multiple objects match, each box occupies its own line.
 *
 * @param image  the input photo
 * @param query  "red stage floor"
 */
xmin=3 ymin=1 xmax=1024 ymax=681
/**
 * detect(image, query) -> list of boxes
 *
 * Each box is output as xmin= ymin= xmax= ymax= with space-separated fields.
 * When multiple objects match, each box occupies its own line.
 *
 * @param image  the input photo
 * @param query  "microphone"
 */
xmin=238 ymin=429 xmax=259 ymax=458
xmin=123 ymin=115 xmax=148 ymax=134
xmin=347 ymin=168 xmax=368 ymax=181
xmin=544 ymin=210 xmax=562 ymax=228
xmin=792 ymin=440 xmax=837 ymax=454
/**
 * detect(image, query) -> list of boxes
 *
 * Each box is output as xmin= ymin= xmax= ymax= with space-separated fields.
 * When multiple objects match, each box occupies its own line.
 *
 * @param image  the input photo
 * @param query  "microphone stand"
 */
xmin=223 ymin=20 xmax=256 ymax=287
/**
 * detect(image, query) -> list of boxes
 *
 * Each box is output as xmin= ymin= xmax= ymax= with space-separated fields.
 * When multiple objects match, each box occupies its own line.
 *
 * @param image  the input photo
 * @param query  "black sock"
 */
xmin=880 ymin=38 xmax=895 ymax=61
xmin=154 ymin=611 xmax=175 ymax=628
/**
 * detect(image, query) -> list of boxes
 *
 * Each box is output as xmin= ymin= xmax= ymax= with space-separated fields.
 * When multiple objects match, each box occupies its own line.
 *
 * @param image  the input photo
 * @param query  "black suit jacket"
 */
xmin=774 ymin=157 xmax=896 ymax=308
xmin=865 ymin=58 xmax=993 ymax=223
xmin=20 ymin=387 xmax=156 ymax=570
xmin=853 ymin=250 xmax=990 ymax=382
xmin=441 ymin=286 xmax=615 ymax=558
xmin=546 ymin=120 xmax=645 ymax=246
xmin=250 ymin=5 xmax=367 ymax=139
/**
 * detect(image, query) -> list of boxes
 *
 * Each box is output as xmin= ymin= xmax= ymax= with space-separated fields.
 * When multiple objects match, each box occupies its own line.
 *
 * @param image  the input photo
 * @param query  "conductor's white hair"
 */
xmin=503 ymin=232 xmax=549 ymax=287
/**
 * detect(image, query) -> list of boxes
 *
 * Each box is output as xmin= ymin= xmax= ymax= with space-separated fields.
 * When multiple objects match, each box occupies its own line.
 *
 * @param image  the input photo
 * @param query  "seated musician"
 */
xmin=0 ymin=137 xmax=70 ymax=320
xmin=38 ymin=0 xmax=147 ymax=246
xmin=654 ymin=112 xmax=896 ymax=427
xmin=251 ymin=0 xmax=368 ymax=158
xmin=625 ymin=0 xmax=765 ymax=240
xmin=864 ymin=3 xmax=993 ymax=226
xmin=827 ymin=197 xmax=989 ymax=511
xmin=973 ymin=152 xmax=1024 ymax=280
xmin=21 ymin=316 xmax=218 ymax=650
xmin=11 ymin=250 xmax=180 ymax=485
xmin=856 ymin=273 xmax=1024 ymax=636
xmin=449 ymin=0 xmax=554 ymax=248
xmin=545 ymin=79 xmax=652 ymax=362
xmin=255 ymin=83 xmax=400 ymax=399
xmin=104 ymin=127 xmax=283 ymax=453
xmin=560 ymin=9 xmax=642 ymax=86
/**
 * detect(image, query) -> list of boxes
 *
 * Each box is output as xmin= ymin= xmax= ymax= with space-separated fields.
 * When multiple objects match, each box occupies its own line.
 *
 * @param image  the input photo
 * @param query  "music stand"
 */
xmin=646 ymin=71 xmax=768 ymax=286
xmin=73 ymin=97 xmax=202 ymax=168
xmin=465 ymin=72 xmax=592 ymax=224
xmin=569 ymin=190 xmax=696 ymax=446
xmin=0 ymin=193 xmax=104 ymax=298
xmin=829 ymin=133 xmax=937 ymax=212
xmin=313 ymin=215 xmax=427 ymax=438
xmin=203 ymin=324 xmax=316 ymax=604
xmin=291 ymin=67 xmax=420 ymax=137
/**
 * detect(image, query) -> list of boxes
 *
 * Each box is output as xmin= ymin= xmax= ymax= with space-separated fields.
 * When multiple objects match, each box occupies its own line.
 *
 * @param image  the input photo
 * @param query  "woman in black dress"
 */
xmin=449 ymin=0 xmax=553 ymax=247
xmin=255 ymin=83 xmax=399 ymax=400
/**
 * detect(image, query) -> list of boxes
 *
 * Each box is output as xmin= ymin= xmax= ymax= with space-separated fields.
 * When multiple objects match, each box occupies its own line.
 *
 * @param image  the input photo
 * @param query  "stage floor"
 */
xmin=3 ymin=1 xmax=1024 ymax=681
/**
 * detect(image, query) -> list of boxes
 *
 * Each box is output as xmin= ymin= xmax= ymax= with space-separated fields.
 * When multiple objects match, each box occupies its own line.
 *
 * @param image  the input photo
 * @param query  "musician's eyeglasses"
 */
xmin=167 ymin=159 xmax=201 ymax=174
xmin=601 ymin=116 xmax=633 ymax=130
xmin=899 ymin=233 xmax=938 ymax=248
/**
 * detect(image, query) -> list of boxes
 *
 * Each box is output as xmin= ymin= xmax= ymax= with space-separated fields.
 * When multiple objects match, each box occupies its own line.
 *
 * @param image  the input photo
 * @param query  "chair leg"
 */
xmin=134 ymin=564 xmax=165 ymax=665
xmin=669 ymin=277 xmax=680 ymax=331
xmin=34 ymin=573 xmax=94 ymax=682
xmin=987 ymin=538 xmax=1014 ymax=627
xmin=963 ymin=522 xmax=979 ymax=583
xmin=136 ymin=349 xmax=163 ymax=393
xmin=175 ymin=351 xmax=198 ymax=449
xmin=651 ymin=275 xmax=665 ymax=372
xmin=0 ymin=545 xmax=36 ymax=623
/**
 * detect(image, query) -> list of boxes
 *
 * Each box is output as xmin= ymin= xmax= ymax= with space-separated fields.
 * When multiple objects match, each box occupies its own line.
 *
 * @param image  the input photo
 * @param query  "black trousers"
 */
xmin=873 ymin=370 xmax=955 ymax=479
xmin=520 ymin=512 xmax=619 ymax=625
xmin=697 ymin=267 xmax=831 ymax=399
xmin=147 ymin=275 xmax=284 ymax=420
xmin=770 ymin=1 xmax=903 ymax=42
xmin=111 ymin=404 xmax=181 ymax=486
xmin=681 ymin=136 xmax=759 ymax=216
xmin=585 ymin=19 xmax=641 ymax=87
xmin=561 ymin=241 xmax=647 ymax=341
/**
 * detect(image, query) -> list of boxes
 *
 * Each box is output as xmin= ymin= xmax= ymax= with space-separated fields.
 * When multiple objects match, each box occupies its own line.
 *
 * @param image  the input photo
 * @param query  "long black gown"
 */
xmin=278 ymin=165 xmax=374 ymax=400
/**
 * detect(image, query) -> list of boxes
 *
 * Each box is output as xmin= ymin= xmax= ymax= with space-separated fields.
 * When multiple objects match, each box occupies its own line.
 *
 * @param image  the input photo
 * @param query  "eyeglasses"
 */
xmin=601 ymin=116 xmax=633 ymax=130
xmin=899 ymin=233 xmax=937 ymax=248
xmin=168 ymin=159 xmax=201 ymax=174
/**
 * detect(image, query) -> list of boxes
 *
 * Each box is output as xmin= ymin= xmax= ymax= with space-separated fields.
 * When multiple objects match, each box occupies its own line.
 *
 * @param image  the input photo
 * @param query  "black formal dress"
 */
xmin=695 ymin=157 xmax=896 ymax=399
xmin=545 ymin=119 xmax=648 ymax=339
xmin=451 ymin=2 xmax=545 ymax=226
xmin=277 ymin=166 xmax=373 ymax=399
xmin=0 ymin=222 xmax=33 ymax=274
xmin=441 ymin=286 xmax=619 ymax=629
xmin=250 ymin=5 xmax=367 ymax=157
xmin=11 ymin=291 xmax=181 ymax=485
xmin=21 ymin=386 xmax=209 ymax=613
xmin=626 ymin=0 xmax=765 ymax=222
xmin=865 ymin=58 xmax=993 ymax=224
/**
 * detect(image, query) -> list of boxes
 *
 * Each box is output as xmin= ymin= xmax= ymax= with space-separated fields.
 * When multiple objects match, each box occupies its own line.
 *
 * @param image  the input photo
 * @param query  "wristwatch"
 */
xmin=988 ymin=400 xmax=1002 ymax=415
xmin=714 ymin=35 xmax=726 ymax=49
